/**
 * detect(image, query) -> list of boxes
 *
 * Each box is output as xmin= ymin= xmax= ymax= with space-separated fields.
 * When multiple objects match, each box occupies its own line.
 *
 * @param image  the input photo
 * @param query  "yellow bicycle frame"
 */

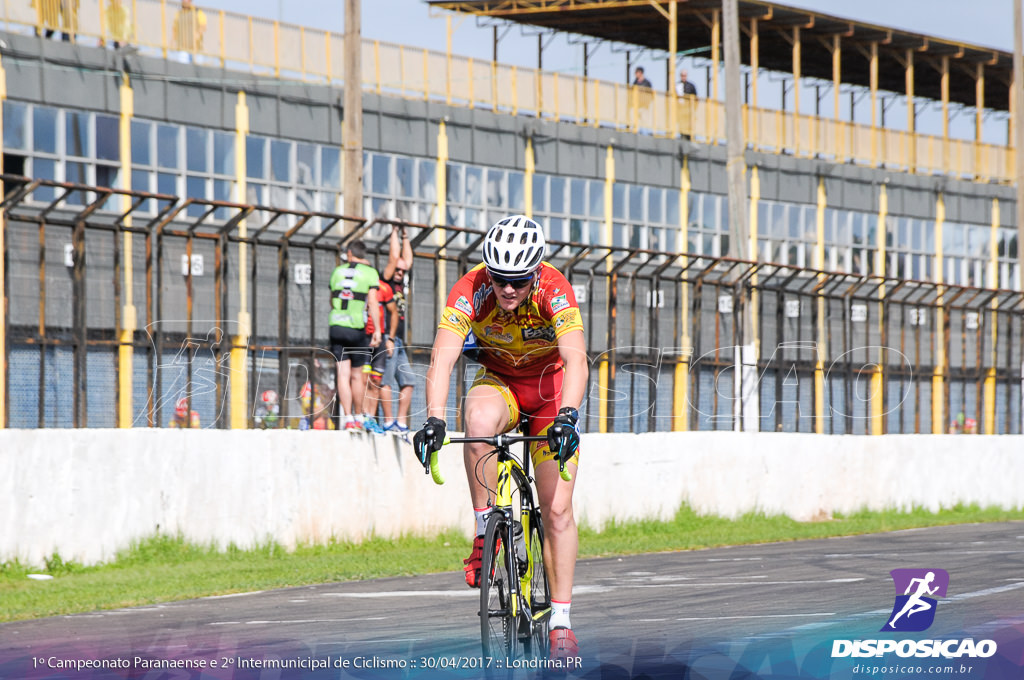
xmin=494 ymin=457 xmax=532 ymax=615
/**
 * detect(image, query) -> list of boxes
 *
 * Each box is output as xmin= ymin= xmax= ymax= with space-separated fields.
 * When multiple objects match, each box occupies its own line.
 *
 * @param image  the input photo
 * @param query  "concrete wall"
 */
xmin=2 ymin=430 xmax=1022 ymax=566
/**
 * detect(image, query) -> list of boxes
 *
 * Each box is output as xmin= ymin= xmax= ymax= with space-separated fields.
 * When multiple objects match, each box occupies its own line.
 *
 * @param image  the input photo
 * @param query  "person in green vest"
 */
xmin=329 ymin=239 xmax=382 ymax=431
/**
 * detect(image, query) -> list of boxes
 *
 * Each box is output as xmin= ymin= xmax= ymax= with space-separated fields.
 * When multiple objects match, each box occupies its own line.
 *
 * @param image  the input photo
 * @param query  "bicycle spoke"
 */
xmin=480 ymin=513 xmax=517 ymax=677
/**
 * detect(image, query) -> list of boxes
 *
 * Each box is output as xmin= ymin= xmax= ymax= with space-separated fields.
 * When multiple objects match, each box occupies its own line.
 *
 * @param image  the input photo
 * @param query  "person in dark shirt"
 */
xmin=380 ymin=225 xmax=416 ymax=436
xmin=632 ymin=66 xmax=652 ymax=88
xmin=676 ymin=69 xmax=698 ymax=96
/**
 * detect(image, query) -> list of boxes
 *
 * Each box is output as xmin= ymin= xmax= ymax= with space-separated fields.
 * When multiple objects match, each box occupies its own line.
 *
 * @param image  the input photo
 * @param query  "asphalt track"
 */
xmin=2 ymin=522 xmax=1023 ymax=679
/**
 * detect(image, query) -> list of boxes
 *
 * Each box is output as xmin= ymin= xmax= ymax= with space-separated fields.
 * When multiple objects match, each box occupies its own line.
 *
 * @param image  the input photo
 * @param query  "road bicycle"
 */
xmin=421 ymin=422 xmax=572 ymax=675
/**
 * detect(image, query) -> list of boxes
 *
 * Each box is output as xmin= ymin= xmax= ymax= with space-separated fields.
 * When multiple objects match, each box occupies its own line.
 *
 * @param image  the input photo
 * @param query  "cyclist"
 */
xmin=413 ymin=215 xmax=587 ymax=663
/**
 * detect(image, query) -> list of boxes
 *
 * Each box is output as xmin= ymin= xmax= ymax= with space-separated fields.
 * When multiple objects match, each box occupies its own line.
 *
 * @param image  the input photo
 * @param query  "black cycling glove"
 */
xmin=413 ymin=416 xmax=447 ymax=471
xmin=547 ymin=407 xmax=580 ymax=466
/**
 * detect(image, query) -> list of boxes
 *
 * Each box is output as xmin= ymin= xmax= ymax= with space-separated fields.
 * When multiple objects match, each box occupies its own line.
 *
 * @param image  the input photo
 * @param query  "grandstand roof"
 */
xmin=428 ymin=0 xmax=1012 ymax=111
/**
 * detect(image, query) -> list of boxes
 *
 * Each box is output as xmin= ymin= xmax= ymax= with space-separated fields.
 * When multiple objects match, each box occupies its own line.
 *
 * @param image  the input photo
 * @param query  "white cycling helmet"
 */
xmin=482 ymin=215 xmax=546 ymax=278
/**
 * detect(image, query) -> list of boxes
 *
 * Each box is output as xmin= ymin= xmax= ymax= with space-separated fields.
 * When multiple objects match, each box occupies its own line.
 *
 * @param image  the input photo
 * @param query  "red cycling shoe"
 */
xmin=549 ymin=627 xmax=579 ymax=660
xmin=463 ymin=534 xmax=500 ymax=588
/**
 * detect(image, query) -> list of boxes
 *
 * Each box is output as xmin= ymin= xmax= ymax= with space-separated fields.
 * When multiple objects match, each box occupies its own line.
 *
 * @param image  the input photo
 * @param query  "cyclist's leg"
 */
xmin=463 ymin=371 xmax=519 ymax=510
xmin=517 ymin=368 xmax=580 ymax=640
xmin=461 ymin=371 xmax=520 ymax=588
xmin=532 ymin=448 xmax=578 ymax=606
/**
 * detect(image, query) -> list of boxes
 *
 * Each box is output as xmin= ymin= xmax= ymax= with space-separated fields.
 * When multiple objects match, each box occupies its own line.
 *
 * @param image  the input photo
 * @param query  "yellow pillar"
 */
xmin=792 ymin=27 xmax=801 ymax=156
xmin=524 ymin=138 xmax=535 ymax=218
xmin=815 ymin=177 xmax=827 ymax=434
xmin=668 ymin=2 xmax=678 ymax=136
xmin=598 ymin=144 xmax=615 ymax=433
xmin=832 ymin=35 xmax=842 ymax=160
xmin=749 ymin=166 xmax=760 ymax=260
xmin=984 ymin=197 xmax=999 ymax=433
xmin=711 ymin=9 xmax=720 ymax=101
xmin=230 ymin=92 xmax=251 ymax=429
xmin=436 ymin=120 xmax=449 ymax=307
xmin=906 ymin=49 xmax=916 ymax=171
xmin=932 ymin=193 xmax=947 ymax=433
xmin=976 ymin=63 xmax=985 ymax=179
xmin=870 ymin=42 xmax=879 ymax=167
xmin=871 ymin=184 xmax=887 ymax=435
xmin=0 ymin=53 xmax=5 ymax=428
xmin=118 ymin=74 xmax=136 ymax=428
xmin=750 ymin=19 xmax=759 ymax=108
xmin=941 ymin=56 xmax=950 ymax=168
xmin=674 ymin=156 xmax=691 ymax=432
xmin=749 ymin=165 xmax=761 ymax=364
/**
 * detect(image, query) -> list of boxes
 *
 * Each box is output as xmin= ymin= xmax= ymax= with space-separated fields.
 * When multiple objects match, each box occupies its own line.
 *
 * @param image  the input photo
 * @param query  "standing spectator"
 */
xmin=329 ymin=239 xmax=382 ymax=432
xmin=361 ymin=278 xmax=397 ymax=435
xmin=632 ymin=66 xmax=652 ymax=88
xmin=172 ymin=0 xmax=206 ymax=64
xmin=630 ymin=65 xmax=654 ymax=128
xmin=676 ymin=69 xmax=698 ymax=139
xmin=381 ymin=225 xmax=416 ymax=436
xmin=105 ymin=0 xmax=131 ymax=49
xmin=33 ymin=0 xmax=77 ymax=41
xmin=676 ymin=69 xmax=698 ymax=96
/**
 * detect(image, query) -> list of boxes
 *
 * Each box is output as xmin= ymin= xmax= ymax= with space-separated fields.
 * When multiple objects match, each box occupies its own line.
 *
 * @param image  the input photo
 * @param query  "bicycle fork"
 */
xmin=494 ymin=462 xmax=521 ymax=621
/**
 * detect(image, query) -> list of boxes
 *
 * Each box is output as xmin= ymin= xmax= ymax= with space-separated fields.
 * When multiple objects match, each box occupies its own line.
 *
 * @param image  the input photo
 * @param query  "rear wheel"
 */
xmin=524 ymin=508 xmax=550 ymax=659
xmin=480 ymin=512 xmax=517 ymax=671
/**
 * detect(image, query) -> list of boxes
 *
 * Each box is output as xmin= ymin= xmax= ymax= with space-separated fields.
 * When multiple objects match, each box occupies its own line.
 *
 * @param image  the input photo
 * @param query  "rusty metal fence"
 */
xmin=2 ymin=176 xmax=1022 ymax=434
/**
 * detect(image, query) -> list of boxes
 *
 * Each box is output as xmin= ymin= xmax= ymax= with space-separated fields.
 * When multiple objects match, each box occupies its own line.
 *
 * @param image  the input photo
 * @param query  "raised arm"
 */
xmin=383 ymin=227 xmax=412 ymax=281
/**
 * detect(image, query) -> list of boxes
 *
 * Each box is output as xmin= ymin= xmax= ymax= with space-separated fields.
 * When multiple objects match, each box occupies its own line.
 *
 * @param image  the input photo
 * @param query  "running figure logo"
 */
xmin=882 ymin=568 xmax=949 ymax=632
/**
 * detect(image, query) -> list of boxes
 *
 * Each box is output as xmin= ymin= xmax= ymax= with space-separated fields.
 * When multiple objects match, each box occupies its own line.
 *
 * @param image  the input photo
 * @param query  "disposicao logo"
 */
xmin=831 ymin=568 xmax=998 ymax=660
xmin=882 ymin=568 xmax=949 ymax=632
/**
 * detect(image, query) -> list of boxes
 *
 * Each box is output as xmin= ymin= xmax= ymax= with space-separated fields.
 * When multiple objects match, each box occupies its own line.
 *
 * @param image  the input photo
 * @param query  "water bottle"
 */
xmin=513 ymin=521 xmax=528 ymax=576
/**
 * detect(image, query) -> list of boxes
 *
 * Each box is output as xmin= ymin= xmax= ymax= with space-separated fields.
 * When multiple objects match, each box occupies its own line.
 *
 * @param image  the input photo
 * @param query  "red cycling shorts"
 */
xmin=468 ymin=366 xmax=580 ymax=468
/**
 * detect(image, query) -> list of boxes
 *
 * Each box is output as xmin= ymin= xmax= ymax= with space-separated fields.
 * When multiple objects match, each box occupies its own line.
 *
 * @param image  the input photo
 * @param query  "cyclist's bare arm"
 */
xmin=425 ymin=328 xmax=464 ymax=419
xmin=557 ymin=329 xmax=588 ymax=409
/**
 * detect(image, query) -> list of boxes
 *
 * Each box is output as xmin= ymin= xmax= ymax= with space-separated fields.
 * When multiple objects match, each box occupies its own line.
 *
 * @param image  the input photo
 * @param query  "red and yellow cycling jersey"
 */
xmin=438 ymin=262 xmax=583 ymax=376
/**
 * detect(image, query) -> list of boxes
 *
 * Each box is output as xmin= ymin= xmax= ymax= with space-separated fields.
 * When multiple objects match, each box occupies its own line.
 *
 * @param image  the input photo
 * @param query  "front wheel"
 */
xmin=480 ymin=512 xmax=517 ymax=672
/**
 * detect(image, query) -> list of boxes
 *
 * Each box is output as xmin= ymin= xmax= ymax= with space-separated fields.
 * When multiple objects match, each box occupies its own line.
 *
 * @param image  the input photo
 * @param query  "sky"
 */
xmin=196 ymin=0 xmax=1018 ymax=141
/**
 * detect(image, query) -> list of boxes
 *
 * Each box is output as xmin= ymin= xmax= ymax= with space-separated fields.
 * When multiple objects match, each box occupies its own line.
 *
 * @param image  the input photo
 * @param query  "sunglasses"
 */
xmin=489 ymin=272 xmax=535 ymax=290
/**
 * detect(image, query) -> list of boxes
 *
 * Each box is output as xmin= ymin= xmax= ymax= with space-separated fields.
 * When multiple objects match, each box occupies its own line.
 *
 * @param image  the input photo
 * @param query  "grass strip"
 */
xmin=2 ymin=503 xmax=1021 ymax=623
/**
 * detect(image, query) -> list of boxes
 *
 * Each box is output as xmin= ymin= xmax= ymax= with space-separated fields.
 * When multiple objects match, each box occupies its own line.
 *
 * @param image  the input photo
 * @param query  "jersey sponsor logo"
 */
xmin=522 ymin=326 xmax=556 ymax=342
xmin=340 ymin=289 xmax=354 ymax=300
xmin=442 ymin=311 xmax=472 ymax=334
xmin=554 ymin=308 xmax=579 ymax=329
xmin=455 ymin=295 xmax=473 ymax=316
xmin=483 ymin=323 xmax=515 ymax=344
xmin=473 ymin=284 xmax=493 ymax=314
xmin=550 ymin=293 xmax=569 ymax=313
